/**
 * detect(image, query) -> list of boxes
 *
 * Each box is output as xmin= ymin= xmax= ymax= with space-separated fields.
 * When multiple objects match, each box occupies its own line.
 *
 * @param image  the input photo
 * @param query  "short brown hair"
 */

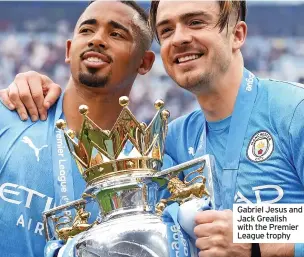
xmin=149 ymin=0 xmax=247 ymax=43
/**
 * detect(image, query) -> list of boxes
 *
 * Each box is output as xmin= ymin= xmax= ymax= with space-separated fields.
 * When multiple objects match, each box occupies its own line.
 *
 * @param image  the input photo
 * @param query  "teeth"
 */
xmin=178 ymin=54 xmax=200 ymax=63
xmin=86 ymin=57 xmax=103 ymax=63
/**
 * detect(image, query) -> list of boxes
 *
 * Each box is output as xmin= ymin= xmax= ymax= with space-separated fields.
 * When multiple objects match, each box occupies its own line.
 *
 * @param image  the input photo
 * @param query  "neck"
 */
xmin=196 ymin=53 xmax=244 ymax=122
xmin=63 ymin=77 xmax=131 ymax=133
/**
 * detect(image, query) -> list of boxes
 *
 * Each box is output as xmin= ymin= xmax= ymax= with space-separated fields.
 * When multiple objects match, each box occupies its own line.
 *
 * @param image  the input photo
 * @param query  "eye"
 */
xmin=111 ymin=32 xmax=123 ymax=38
xmin=189 ymin=20 xmax=203 ymax=26
xmin=79 ymin=28 xmax=92 ymax=34
xmin=161 ymin=28 xmax=172 ymax=34
xmin=159 ymin=27 xmax=173 ymax=39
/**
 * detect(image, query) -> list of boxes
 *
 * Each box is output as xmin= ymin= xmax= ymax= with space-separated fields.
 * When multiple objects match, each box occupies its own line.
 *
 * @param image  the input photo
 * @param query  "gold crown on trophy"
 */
xmin=56 ymin=96 xmax=170 ymax=185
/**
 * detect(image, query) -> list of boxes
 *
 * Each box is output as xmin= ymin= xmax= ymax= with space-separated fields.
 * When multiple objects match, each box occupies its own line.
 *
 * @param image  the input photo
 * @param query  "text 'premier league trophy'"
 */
xmin=43 ymin=96 xmax=215 ymax=257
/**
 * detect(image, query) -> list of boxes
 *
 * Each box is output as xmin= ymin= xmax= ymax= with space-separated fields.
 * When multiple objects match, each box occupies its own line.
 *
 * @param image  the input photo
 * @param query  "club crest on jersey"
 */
xmin=247 ymin=131 xmax=274 ymax=162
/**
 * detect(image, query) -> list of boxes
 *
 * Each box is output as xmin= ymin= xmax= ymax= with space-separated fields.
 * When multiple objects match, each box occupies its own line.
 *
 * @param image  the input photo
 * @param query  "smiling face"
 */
xmin=65 ymin=1 xmax=148 ymax=90
xmin=156 ymin=1 xmax=235 ymax=93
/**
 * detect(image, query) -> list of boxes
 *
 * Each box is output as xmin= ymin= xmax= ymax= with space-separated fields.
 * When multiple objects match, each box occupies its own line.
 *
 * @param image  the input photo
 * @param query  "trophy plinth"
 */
xmin=43 ymin=97 xmax=213 ymax=257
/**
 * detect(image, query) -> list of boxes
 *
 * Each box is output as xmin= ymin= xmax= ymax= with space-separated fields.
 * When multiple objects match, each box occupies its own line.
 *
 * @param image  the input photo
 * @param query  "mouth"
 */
xmin=174 ymin=53 xmax=204 ymax=64
xmin=85 ymin=56 xmax=107 ymax=63
xmin=81 ymin=51 xmax=112 ymax=69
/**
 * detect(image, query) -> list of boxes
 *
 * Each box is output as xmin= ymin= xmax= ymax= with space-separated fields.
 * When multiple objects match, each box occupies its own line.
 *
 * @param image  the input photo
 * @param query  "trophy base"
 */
xmin=75 ymin=212 xmax=169 ymax=257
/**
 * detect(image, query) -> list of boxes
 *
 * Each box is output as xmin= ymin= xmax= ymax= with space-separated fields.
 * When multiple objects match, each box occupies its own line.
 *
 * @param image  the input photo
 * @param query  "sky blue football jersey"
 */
xmin=0 ymin=95 xmax=99 ymax=257
xmin=165 ymin=70 xmax=304 ymax=209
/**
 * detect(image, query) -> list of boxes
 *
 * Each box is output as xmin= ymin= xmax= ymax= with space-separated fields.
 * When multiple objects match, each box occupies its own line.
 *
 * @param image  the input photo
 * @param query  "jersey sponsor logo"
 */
xmin=247 ymin=130 xmax=274 ymax=162
xmin=22 ymin=136 xmax=48 ymax=162
xmin=0 ymin=182 xmax=55 ymax=236
xmin=235 ymin=185 xmax=284 ymax=204
xmin=0 ymin=182 xmax=54 ymax=211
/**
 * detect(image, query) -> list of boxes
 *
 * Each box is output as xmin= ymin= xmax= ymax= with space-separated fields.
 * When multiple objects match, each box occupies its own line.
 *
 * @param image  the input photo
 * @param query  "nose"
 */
xmin=88 ymin=32 xmax=108 ymax=49
xmin=172 ymin=25 xmax=192 ymax=47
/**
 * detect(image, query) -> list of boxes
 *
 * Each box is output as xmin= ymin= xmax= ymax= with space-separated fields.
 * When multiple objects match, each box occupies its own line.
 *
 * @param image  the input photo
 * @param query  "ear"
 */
xmin=65 ymin=39 xmax=72 ymax=64
xmin=137 ymin=50 xmax=155 ymax=75
xmin=232 ymin=21 xmax=247 ymax=51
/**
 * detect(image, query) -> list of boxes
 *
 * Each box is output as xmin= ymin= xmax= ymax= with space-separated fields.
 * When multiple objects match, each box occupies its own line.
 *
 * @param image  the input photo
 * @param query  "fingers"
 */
xmin=14 ymin=73 xmax=40 ymax=121
xmin=7 ymin=71 xmax=57 ymax=121
xmin=198 ymin=248 xmax=225 ymax=257
xmin=195 ymin=210 xmax=221 ymax=224
xmin=195 ymin=209 xmax=232 ymax=225
xmin=4 ymin=70 xmax=62 ymax=122
xmin=196 ymin=236 xmax=212 ymax=251
xmin=41 ymin=75 xmax=62 ymax=110
xmin=196 ymin=234 xmax=228 ymax=250
xmin=195 ymin=210 xmax=235 ymax=257
xmin=194 ymin=223 xmax=219 ymax=238
xmin=196 ymin=236 xmax=227 ymax=257
xmin=0 ymin=88 xmax=15 ymax=110
xmin=27 ymin=74 xmax=47 ymax=120
xmin=8 ymin=81 xmax=29 ymax=121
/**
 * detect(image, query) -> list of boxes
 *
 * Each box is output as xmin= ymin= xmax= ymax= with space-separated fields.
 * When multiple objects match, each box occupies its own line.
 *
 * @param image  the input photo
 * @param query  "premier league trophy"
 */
xmin=43 ymin=96 xmax=214 ymax=257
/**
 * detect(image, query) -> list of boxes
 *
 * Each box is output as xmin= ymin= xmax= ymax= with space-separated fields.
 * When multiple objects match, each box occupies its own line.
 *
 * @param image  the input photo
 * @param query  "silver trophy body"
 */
xmin=75 ymin=176 xmax=169 ymax=257
xmin=76 ymin=213 xmax=168 ymax=257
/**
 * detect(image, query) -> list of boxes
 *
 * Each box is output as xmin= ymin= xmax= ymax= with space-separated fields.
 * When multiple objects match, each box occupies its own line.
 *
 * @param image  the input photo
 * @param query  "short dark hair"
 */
xmin=89 ymin=0 xmax=152 ymax=51
xmin=149 ymin=0 xmax=247 ymax=43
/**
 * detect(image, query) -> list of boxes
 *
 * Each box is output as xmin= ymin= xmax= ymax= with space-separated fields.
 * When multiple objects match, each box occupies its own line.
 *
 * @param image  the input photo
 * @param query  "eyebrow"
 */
xmin=109 ymin=20 xmax=130 ymax=35
xmin=156 ymin=11 xmax=212 ymax=29
xmin=78 ymin=18 xmax=130 ymax=35
xmin=79 ymin=18 xmax=97 ymax=28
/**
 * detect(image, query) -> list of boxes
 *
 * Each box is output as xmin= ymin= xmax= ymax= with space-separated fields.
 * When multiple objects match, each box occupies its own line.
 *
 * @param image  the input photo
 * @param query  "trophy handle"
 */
xmin=153 ymin=155 xmax=208 ymax=179
xmin=155 ymin=155 xmax=213 ymax=215
xmin=183 ymin=165 xmax=206 ymax=186
xmin=42 ymin=198 xmax=97 ymax=242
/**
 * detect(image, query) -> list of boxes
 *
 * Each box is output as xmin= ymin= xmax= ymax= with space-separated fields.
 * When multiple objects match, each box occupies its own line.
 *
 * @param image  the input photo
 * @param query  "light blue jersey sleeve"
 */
xmin=256 ymin=80 xmax=304 ymax=257
xmin=288 ymin=100 xmax=304 ymax=257
xmin=289 ymin=100 xmax=304 ymax=182
xmin=0 ymin=102 xmax=55 ymax=257
xmin=0 ymin=102 xmax=30 ymax=169
xmin=0 ymin=101 xmax=21 ymax=135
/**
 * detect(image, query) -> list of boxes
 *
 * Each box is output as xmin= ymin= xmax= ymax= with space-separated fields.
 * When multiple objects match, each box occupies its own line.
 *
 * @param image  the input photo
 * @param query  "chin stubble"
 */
xmin=78 ymin=71 xmax=110 ymax=88
xmin=178 ymin=51 xmax=231 ymax=94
